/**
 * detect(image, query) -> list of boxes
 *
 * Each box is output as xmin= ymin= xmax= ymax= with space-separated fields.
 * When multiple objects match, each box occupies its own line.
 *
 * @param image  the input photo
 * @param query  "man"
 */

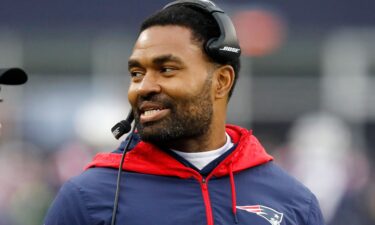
xmin=0 ymin=67 xmax=28 ymax=134
xmin=44 ymin=1 xmax=325 ymax=225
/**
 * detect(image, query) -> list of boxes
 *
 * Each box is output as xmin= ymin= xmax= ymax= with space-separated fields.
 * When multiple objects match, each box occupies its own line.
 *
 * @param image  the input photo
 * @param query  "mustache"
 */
xmin=135 ymin=94 xmax=175 ymax=112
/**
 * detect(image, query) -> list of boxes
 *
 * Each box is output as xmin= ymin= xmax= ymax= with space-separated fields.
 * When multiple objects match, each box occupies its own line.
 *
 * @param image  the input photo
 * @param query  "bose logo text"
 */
xmin=112 ymin=128 xmax=120 ymax=137
xmin=219 ymin=46 xmax=240 ymax=53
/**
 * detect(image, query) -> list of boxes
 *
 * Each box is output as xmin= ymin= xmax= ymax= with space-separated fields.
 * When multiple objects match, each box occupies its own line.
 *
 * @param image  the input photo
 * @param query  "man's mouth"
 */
xmin=143 ymin=109 xmax=162 ymax=116
xmin=139 ymin=103 xmax=171 ymax=124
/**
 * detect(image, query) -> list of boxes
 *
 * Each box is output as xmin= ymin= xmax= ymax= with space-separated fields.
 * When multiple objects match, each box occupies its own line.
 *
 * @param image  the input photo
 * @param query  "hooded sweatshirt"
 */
xmin=44 ymin=125 xmax=325 ymax=225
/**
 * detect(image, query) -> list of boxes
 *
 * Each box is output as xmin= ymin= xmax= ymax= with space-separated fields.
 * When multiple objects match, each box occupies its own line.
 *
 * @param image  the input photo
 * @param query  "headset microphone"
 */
xmin=110 ymin=109 xmax=137 ymax=225
xmin=111 ymin=110 xmax=134 ymax=139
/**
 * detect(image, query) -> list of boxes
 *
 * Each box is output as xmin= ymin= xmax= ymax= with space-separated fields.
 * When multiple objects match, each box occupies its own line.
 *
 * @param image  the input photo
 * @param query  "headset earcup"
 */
xmin=206 ymin=37 xmax=241 ymax=64
xmin=165 ymin=0 xmax=241 ymax=63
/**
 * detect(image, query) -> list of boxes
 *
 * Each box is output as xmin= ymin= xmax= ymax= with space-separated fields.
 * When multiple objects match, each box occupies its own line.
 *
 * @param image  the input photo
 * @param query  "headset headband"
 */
xmin=163 ymin=0 xmax=241 ymax=63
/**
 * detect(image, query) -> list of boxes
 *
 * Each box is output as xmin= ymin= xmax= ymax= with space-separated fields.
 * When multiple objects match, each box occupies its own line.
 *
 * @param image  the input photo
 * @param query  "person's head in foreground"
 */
xmin=0 ymin=67 xmax=28 ymax=133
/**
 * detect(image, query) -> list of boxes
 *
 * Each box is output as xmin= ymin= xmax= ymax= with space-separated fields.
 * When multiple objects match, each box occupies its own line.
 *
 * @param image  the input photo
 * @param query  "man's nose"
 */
xmin=136 ymin=72 xmax=161 ymax=97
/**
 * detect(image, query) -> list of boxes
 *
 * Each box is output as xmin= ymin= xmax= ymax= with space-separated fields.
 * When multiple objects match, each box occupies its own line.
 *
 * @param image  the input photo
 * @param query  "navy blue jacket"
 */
xmin=44 ymin=125 xmax=325 ymax=225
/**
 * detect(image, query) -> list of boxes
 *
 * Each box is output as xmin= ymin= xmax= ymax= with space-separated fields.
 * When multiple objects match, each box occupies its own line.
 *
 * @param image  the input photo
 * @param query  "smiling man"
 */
xmin=44 ymin=1 xmax=325 ymax=225
xmin=128 ymin=25 xmax=221 ymax=151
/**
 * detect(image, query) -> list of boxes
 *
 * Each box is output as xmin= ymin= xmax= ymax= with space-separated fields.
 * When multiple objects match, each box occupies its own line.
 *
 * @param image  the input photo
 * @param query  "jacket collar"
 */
xmin=85 ymin=124 xmax=273 ymax=179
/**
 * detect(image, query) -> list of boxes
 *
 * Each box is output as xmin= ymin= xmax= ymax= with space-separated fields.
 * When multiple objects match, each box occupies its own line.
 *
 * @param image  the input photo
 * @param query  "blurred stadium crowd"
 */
xmin=0 ymin=0 xmax=375 ymax=224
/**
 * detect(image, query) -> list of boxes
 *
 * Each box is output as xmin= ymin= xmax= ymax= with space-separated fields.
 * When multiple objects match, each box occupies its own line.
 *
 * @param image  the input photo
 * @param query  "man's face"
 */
xmin=128 ymin=25 xmax=215 ymax=144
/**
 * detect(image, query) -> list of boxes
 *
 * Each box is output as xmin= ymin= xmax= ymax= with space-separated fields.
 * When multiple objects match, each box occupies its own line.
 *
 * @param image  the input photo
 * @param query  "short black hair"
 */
xmin=140 ymin=4 xmax=240 ymax=99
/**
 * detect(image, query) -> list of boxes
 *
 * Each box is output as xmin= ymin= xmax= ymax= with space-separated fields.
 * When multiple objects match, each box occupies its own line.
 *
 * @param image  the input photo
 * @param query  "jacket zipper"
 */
xmin=200 ymin=177 xmax=214 ymax=225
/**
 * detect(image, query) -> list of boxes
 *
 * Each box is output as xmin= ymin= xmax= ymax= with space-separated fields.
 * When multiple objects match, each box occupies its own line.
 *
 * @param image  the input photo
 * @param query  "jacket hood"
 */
xmin=85 ymin=124 xmax=273 ymax=179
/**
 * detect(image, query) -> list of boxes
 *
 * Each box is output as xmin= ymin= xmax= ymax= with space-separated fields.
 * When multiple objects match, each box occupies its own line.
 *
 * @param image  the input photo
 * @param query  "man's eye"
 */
xmin=160 ymin=67 xmax=175 ymax=73
xmin=130 ymin=71 xmax=143 ymax=78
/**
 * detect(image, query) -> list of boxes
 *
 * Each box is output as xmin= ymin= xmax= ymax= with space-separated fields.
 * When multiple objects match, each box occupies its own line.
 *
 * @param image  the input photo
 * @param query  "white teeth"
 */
xmin=143 ymin=109 xmax=161 ymax=116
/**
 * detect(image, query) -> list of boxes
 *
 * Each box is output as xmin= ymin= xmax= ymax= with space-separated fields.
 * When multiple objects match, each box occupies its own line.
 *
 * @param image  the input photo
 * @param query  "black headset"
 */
xmin=163 ymin=0 xmax=241 ymax=64
xmin=110 ymin=1 xmax=240 ymax=224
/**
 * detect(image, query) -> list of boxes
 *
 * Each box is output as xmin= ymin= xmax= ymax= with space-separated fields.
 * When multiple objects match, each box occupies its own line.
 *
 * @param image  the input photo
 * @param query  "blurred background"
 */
xmin=0 ymin=0 xmax=374 ymax=224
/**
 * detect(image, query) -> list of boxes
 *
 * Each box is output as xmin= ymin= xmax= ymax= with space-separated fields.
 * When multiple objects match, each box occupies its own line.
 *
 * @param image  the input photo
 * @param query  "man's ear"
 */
xmin=213 ymin=65 xmax=235 ymax=100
